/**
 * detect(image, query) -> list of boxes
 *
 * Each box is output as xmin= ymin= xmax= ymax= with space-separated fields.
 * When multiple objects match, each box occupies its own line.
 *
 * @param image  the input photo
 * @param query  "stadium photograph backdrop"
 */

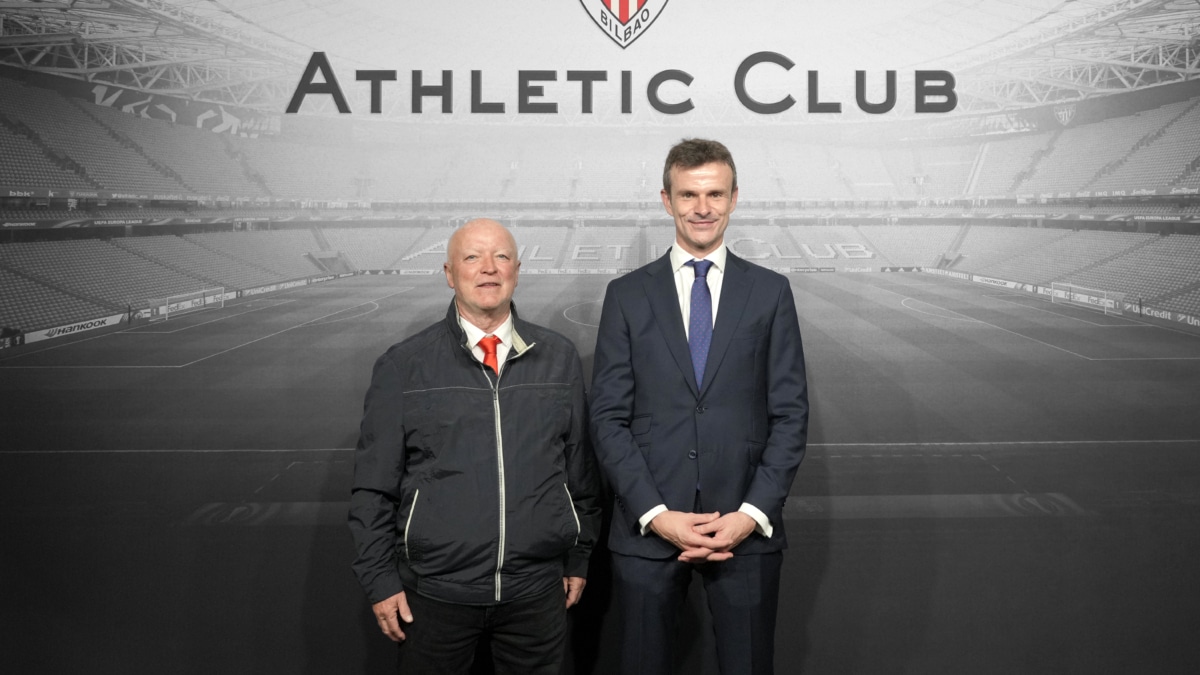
xmin=2 ymin=1 xmax=1200 ymax=673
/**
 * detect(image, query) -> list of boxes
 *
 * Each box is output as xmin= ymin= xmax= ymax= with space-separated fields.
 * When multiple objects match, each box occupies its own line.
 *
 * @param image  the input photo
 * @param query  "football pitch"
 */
xmin=3 ymin=271 xmax=1200 ymax=673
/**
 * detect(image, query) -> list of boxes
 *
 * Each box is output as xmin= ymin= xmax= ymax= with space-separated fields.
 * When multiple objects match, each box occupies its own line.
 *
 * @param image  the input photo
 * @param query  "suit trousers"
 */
xmin=396 ymin=584 xmax=567 ymax=675
xmin=611 ymin=550 xmax=783 ymax=675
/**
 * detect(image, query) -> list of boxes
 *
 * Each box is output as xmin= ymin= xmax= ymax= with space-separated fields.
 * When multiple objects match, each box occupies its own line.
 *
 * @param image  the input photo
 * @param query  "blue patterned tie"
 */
xmin=685 ymin=259 xmax=714 ymax=387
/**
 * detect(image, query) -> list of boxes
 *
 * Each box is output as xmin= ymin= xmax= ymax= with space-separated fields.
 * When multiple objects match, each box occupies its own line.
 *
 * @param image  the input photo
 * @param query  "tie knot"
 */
xmin=478 ymin=335 xmax=502 ymax=374
xmin=478 ymin=334 xmax=501 ymax=355
xmin=686 ymin=259 xmax=714 ymax=278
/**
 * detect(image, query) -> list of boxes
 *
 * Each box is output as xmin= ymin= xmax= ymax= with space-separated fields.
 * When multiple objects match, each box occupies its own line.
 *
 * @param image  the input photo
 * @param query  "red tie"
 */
xmin=479 ymin=335 xmax=502 ymax=374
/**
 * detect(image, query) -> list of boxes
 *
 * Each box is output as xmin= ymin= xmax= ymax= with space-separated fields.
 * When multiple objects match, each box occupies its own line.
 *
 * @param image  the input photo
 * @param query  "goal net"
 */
xmin=1050 ymin=282 xmax=1125 ymax=316
xmin=147 ymin=287 xmax=225 ymax=321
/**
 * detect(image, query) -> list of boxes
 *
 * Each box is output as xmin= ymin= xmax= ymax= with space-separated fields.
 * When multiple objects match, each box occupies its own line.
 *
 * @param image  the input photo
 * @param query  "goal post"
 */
xmin=147 ymin=287 xmax=225 ymax=321
xmin=1050 ymin=282 xmax=1125 ymax=316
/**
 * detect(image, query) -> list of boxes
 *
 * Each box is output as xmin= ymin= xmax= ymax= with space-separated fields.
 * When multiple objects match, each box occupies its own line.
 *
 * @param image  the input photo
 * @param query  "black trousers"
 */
xmin=611 ymin=551 xmax=783 ymax=675
xmin=396 ymin=584 xmax=567 ymax=675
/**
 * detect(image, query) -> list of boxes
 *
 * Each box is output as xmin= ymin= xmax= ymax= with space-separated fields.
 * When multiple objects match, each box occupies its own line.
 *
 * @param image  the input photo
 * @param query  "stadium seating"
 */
xmin=507 ymin=225 xmax=574 ymax=270
xmin=184 ymin=230 xmax=324 ymax=279
xmin=112 ymin=234 xmax=283 ymax=291
xmin=1062 ymin=234 xmax=1200 ymax=304
xmin=0 ymin=239 xmax=202 ymax=310
xmin=981 ymin=230 xmax=1158 ymax=284
xmin=321 ymin=227 xmax=426 ymax=270
xmin=0 ymin=79 xmax=186 ymax=194
xmin=859 ymin=225 xmax=961 ymax=267
xmin=0 ymin=124 xmax=95 ymax=190
xmin=86 ymin=105 xmax=262 ymax=198
xmin=0 ymin=267 xmax=114 ymax=331
xmin=952 ymin=225 xmax=1074 ymax=273
xmin=5 ymin=71 xmax=1200 ymax=334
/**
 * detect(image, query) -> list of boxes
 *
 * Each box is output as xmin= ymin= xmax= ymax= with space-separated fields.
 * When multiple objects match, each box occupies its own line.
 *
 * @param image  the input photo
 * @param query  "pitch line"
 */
xmin=178 ymin=290 xmax=410 ymax=367
xmin=562 ymin=299 xmax=603 ymax=327
xmin=0 ymin=289 xmax=410 ymax=370
xmin=900 ymin=297 xmax=982 ymax=323
xmin=878 ymin=283 xmax=1095 ymax=359
xmin=128 ymin=298 xmax=297 ymax=334
xmin=985 ymin=294 xmax=1141 ymax=327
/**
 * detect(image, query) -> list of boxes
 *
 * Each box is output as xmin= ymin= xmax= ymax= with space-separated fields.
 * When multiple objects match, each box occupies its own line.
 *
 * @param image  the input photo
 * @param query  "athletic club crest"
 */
xmin=580 ymin=0 xmax=669 ymax=49
xmin=1054 ymin=103 xmax=1077 ymax=126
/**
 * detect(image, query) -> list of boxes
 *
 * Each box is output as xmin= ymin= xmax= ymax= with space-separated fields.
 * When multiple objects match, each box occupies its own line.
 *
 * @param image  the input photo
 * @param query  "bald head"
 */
xmin=444 ymin=218 xmax=520 ymax=333
xmin=447 ymin=219 xmax=516 ymax=262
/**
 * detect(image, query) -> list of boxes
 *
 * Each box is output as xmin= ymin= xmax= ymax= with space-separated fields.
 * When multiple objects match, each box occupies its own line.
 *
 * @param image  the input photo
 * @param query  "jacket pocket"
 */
xmin=746 ymin=441 xmax=766 ymax=466
xmin=506 ymin=480 xmax=579 ymax=561
xmin=563 ymin=483 xmax=581 ymax=547
xmin=630 ymin=414 xmax=652 ymax=437
xmin=403 ymin=489 xmax=420 ymax=562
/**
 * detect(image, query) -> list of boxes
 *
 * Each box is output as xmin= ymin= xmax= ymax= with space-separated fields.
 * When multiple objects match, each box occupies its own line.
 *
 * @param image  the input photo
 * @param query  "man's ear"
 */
xmin=661 ymin=189 xmax=674 ymax=215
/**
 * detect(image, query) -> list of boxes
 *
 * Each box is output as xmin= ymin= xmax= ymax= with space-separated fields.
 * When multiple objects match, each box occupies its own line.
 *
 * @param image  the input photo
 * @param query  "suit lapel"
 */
xmin=700 ymin=252 xmax=752 ymax=397
xmin=643 ymin=253 xmax=700 ymax=398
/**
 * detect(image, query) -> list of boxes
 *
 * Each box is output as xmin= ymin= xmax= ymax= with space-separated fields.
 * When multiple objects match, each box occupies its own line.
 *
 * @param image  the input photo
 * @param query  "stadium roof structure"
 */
xmin=0 ymin=0 xmax=1198 ymax=119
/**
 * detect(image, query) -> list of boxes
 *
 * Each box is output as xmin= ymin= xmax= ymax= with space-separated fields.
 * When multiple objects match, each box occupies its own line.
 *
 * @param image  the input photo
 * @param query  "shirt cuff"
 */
xmin=739 ymin=503 xmax=772 ymax=538
xmin=639 ymin=504 xmax=668 ymax=535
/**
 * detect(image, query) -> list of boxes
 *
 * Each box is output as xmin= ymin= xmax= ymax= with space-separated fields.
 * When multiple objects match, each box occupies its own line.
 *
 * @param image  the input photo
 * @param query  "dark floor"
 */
xmin=3 ymin=274 xmax=1199 ymax=673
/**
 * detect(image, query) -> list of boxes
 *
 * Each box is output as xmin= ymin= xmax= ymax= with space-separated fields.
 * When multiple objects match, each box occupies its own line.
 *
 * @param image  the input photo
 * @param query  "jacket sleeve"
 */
xmin=742 ymin=279 xmax=809 ymax=527
xmin=589 ymin=281 xmax=667 ymax=532
xmin=347 ymin=352 xmax=407 ymax=604
xmin=563 ymin=347 xmax=602 ymax=579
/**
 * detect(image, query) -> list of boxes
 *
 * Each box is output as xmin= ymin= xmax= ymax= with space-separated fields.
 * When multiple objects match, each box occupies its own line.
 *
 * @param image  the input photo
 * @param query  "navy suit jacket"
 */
xmin=590 ymin=249 xmax=809 ymax=560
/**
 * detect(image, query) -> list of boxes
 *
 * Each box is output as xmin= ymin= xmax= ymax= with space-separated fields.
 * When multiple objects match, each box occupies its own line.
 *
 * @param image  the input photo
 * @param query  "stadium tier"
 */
xmin=5 ymin=73 xmax=1200 ymax=203
xmin=4 ymin=225 xmax=1200 ymax=333
xmin=4 ymin=71 xmax=1200 ymax=335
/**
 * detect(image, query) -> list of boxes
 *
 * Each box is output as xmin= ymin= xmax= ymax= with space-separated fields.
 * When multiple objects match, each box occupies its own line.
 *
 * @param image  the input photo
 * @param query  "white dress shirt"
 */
xmin=458 ymin=310 xmax=513 ymax=374
xmin=670 ymin=243 xmax=725 ymax=338
xmin=638 ymin=243 xmax=774 ymax=539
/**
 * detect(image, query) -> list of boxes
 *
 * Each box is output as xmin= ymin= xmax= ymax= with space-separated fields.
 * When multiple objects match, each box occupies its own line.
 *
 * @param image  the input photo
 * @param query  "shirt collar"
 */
xmin=671 ymin=242 xmax=727 ymax=274
xmin=458 ymin=310 xmax=514 ymax=349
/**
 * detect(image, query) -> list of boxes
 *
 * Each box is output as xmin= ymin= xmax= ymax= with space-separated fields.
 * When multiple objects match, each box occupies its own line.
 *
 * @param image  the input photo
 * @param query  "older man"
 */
xmin=349 ymin=218 xmax=600 ymax=674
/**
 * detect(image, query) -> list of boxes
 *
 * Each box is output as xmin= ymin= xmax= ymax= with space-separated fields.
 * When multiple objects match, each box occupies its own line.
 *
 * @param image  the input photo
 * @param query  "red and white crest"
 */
xmin=580 ymin=0 xmax=669 ymax=49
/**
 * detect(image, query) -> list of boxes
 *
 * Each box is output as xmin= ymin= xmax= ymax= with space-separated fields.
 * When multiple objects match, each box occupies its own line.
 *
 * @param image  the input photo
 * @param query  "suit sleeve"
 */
xmin=589 ymin=282 xmax=668 ymax=532
xmin=563 ymin=347 xmax=602 ymax=578
xmin=347 ymin=352 xmax=407 ymax=604
xmin=742 ymin=279 xmax=809 ymax=527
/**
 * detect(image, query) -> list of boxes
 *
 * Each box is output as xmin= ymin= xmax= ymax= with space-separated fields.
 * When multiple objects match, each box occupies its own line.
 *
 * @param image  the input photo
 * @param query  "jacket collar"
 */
xmin=643 ymin=249 xmax=752 ymax=399
xmin=443 ymin=300 xmax=534 ymax=356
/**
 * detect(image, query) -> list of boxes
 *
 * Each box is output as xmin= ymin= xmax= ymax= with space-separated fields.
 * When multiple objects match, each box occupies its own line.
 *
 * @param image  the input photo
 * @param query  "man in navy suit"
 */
xmin=590 ymin=138 xmax=809 ymax=675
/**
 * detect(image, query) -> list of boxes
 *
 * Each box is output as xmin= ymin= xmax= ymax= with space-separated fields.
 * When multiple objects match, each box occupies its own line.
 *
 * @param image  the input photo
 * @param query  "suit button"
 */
xmin=688 ymin=450 xmax=697 ymax=460
xmin=695 ymin=406 xmax=705 ymax=414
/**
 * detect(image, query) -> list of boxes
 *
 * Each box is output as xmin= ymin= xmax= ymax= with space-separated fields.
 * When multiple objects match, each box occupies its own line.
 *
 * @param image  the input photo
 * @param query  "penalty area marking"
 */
xmin=128 ymin=298 xmax=297 ymax=334
xmin=178 ymin=289 xmax=412 ymax=367
xmin=983 ymin=293 xmax=1143 ymax=328
xmin=562 ymin=299 xmax=603 ymax=328
xmin=900 ymin=297 xmax=983 ymax=323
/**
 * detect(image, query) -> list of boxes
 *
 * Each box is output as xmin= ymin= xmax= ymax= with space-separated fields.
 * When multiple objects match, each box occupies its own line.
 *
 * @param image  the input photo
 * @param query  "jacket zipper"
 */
xmin=461 ymin=335 xmax=533 ymax=604
xmin=492 ymin=384 xmax=505 ymax=603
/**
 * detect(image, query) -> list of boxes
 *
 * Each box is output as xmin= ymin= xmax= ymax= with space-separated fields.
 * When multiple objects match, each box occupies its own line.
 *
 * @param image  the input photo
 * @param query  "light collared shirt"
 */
xmin=670 ymin=243 xmax=726 ymax=339
xmin=458 ymin=310 xmax=514 ymax=374
xmin=639 ymin=242 xmax=774 ymax=539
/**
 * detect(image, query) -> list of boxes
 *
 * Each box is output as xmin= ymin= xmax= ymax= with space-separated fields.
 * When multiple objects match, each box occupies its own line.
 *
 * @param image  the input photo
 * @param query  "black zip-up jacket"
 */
xmin=348 ymin=301 xmax=601 ymax=606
